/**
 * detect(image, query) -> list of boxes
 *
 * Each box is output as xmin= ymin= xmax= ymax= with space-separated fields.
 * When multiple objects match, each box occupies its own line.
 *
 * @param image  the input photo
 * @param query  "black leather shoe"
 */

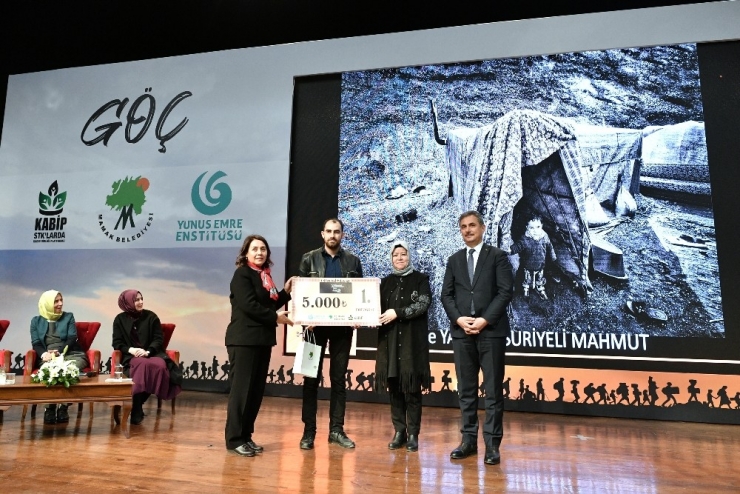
xmin=44 ymin=405 xmax=57 ymax=425
xmin=130 ymin=410 xmax=144 ymax=425
xmin=230 ymin=444 xmax=256 ymax=457
xmin=484 ymin=445 xmax=501 ymax=465
xmin=245 ymin=440 xmax=264 ymax=453
xmin=450 ymin=442 xmax=477 ymax=459
xmin=328 ymin=430 xmax=356 ymax=449
xmin=388 ymin=431 xmax=407 ymax=450
xmin=56 ymin=404 xmax=70 ymax=423
xmin=300 ymin=433 xmax=315 ymax=450
xmin=406 ymin=434 xmax=419 ymax=452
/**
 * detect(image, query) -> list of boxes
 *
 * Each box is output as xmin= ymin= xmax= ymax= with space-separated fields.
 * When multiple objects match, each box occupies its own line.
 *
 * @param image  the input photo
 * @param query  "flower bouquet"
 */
xmin=31 ymin=346 xmax=80 ymax=388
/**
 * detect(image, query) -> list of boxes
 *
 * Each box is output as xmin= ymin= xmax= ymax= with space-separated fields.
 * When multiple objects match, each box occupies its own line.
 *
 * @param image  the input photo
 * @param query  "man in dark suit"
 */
xmin=441 ymin=210 xmax=514 ymax=465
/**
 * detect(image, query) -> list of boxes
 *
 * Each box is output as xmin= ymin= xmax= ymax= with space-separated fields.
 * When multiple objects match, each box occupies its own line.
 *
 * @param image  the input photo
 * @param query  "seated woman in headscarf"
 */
xmin=112 ymin=290 xmax=182 ymax=425
xmin=376 ymin=241 xmax=432 ymax=452
xmin=30 ymin=290 xmax=89 ymax=424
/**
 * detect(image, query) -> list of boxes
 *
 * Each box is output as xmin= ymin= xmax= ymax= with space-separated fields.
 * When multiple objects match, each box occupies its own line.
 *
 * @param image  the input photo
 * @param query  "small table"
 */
xmin=0 ymin=374 xmax=133 ymax=438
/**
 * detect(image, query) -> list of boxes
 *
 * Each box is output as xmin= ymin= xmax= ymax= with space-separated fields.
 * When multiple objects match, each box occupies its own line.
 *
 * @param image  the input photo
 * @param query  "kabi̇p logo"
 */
xmin=33 ymin=180 xmax=67 ymax=243
xmin=175 ymin=170 xmax=243 ymax=242
xmin=98 ymin=176 xmax=154 ymax=242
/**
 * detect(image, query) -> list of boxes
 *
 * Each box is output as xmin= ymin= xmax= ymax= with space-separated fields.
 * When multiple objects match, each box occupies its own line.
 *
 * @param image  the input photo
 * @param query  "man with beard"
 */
xmin=298 ymin=218 xmax=363 ymax=450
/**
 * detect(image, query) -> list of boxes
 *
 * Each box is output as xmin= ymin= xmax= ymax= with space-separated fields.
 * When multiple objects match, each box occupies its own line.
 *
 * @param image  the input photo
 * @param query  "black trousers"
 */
xmin=225 ymin=345 xmax=271 ymax=449
xmin=452 ymin=335 xmax=506 ymax=448
xmin=301 ymin=327 xmax=352 ymax=434
xmin=388 ymin=378 xmax=422 ymax=435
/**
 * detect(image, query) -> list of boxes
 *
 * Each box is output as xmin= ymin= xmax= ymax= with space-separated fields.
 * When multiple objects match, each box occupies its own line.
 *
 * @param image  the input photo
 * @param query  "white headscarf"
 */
xmin=390 ymin=240 xmax=413 ymax=277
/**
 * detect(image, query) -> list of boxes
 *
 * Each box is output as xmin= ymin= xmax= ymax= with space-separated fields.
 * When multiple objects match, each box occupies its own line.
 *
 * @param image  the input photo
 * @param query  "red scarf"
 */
xmin=247 ymin=262 xmax=279 ymax=301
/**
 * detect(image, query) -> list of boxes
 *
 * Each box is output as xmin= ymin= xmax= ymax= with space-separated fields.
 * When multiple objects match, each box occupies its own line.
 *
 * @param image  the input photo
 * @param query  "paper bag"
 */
xmin=293 ymin=331 xmax=321 ymax=378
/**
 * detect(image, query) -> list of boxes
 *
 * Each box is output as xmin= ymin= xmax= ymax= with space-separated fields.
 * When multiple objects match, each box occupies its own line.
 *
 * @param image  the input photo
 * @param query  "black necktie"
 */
xmin=468 ymin=249 xmax=475 ymax=315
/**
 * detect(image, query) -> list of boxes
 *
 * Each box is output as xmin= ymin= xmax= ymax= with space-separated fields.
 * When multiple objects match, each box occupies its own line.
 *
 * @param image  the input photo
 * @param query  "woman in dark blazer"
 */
xmin=376 ymin=241 xmax=432 ymax=452
xmin=30 ymin=289 xmax=89 ymax=424
xmin=225 ymin=234 xmax=294 ymax=457
xmin=112 ymin=290 xmax=182 ymax=425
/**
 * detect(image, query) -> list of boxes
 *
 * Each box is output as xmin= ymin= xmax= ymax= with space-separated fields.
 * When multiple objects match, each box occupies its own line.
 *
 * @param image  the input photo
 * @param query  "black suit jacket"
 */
xmin=225 ymin=266 xmax=291 ymax=347
xmin=441 ymin=244 xmax=514 ymax=339
xmin=112 ymin=309 xmax=164 ymax=368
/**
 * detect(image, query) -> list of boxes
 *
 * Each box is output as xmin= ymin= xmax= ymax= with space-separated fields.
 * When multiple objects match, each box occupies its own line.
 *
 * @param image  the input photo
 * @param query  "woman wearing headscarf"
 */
xmin=376 ymin=241 xmax=432 ymax=452
xmin=225 ymin=234 xmax=294 ymax=457
xmin=30 ymin=290 xmax=89 ymax=424
xmin=112 ymin=290 xmax=182 ymax=425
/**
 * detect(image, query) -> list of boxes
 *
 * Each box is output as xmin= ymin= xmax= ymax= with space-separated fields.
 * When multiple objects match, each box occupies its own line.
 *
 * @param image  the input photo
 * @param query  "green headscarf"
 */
xmin=38 ymin=290 xmax=62 ymax=321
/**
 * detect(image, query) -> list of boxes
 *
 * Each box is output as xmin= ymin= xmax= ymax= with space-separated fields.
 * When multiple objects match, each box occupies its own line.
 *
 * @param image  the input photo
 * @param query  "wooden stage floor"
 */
xmin=1 ymin=391 xmax=739 ymax=493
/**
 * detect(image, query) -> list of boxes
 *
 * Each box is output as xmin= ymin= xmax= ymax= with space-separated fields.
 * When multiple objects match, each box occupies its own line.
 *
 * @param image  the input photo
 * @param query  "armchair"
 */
xmin=0 ymin=320 xmax=8 ymax=421
xmin=0 ymin=320 xmax=10 ymax=373
xmin=110 ymin=323 xmax=179 ymax=415
xmin=22 ymin=321 xmax=102 ymax=420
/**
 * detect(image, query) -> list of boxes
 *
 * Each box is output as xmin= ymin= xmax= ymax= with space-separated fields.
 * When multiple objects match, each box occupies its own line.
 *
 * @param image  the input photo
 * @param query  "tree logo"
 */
xmin=191 ymin=171 xmax=231 ymax=215
xmin=98 ymin=176 xmax=154 ymax=242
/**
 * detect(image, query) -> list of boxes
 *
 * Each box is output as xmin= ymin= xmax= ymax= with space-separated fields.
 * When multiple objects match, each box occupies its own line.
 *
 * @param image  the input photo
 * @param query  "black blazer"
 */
xmin=441 ymin=244 xmax=514 ymax=339
xmin=112 ymin=309 xmax=164 ymax=368
xmin=225 ymin=266 xmax=291 ymax=347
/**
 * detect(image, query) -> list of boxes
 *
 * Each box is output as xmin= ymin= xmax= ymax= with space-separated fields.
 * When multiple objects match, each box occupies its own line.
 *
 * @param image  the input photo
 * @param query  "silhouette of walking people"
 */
xmin=630 ymin=384 xmax=641 ymax=406
xmin=648 ymin=376 xmax=659 ymax=406
xmin=441 ymin=370 xmax=452 ymax=391
xmin=266 ymin=368 xmax=275 ymax=384
xmin=366 ymin=372 xmax=375 ymax=392
xmin=661 ymin=382 xmax=678 ymax=406
xmin=518 ymin=378 xmax=525 ymax=400
xmin=717 ymin=386 xmax=731 ymax=409
xmin=503 ymin=377 xmax=511 ymax=399
xmin=13 ymin=352 xmax=25 ymax=372
xmin=706 ymin=389 xmax=715 ymax=408
xmin=345 ymin=369 xmax=353 ymax=390
xmin=522 ymin=385 xmax=536 ymax=401
xmin=553 ymin=378 xmax=565 ymax=401
xmin=687 ymin=379 xmax=701 ymax=403
xmin=276 ymin=365 xmax=285 ymax=384
xmin=732 ymin=392 xmax=740 ymax=410
xmin=596 ymin=384 xmax=608 ymax=405
xmin=570 ymin=380 xmax=580 ymax=403
xmin=211 ymin=356 xmax=219 ymax=380
xmin=354 ymin=372 xmax=368 ymax=390
xmin=536 ymin=378 xmax=545 ymax=401
xmin=583 ymin=383 xmax=597 ymax=404
xmin=189 ymin=360 xmax=199 ymax=379
xmin=616 ymin=383 xmax=630 ymax=405
xmin=220 ymin=361 xmax=230 ymax=381
xmin=287 ymin=367 xmax=295 ymax=385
